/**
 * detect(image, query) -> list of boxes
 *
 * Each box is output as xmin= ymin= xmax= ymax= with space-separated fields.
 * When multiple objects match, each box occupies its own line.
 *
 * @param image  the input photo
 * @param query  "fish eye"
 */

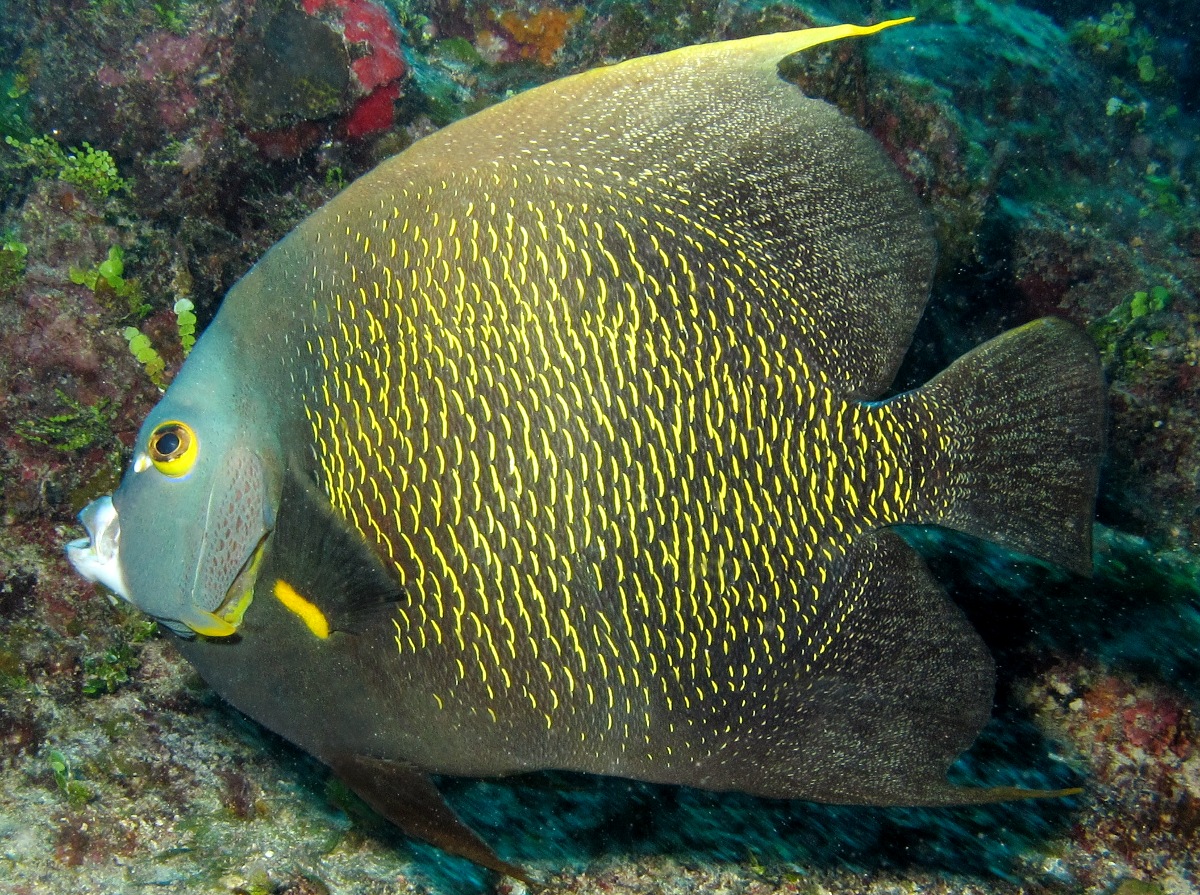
xmin=148 ymin=421 xmax=198 ymax=477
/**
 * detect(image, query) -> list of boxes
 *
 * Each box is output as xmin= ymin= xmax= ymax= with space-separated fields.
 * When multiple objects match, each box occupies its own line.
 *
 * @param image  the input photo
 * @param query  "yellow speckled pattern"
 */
xmin=196 ymin=23 xmax=1103 ymax=810
xmin=262 ymin=40 xmax=950 ymax=782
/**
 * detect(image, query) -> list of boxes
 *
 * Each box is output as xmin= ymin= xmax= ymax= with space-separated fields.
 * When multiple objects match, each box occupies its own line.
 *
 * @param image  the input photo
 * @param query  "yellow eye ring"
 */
xmin=148 ymin=421 xmax=198 ymax=477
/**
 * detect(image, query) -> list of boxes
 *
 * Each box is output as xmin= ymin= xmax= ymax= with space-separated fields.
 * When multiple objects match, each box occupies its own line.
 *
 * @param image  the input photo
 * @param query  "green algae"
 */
xmin=47 ymin=748 xmax=94 ymax=808
xmin=0 ymin=238 xmax=26 ymax=295
xmin=81 ymin=644 xmax=140 ymax=697
xmin=0 ymin=67 xmax=33 ymax=198
xmin=1071 ymin=3 xmax=1167 ymax=89
xmin=80 ymin=616 xmax=156 ymax=698
xmin=15 ymin=390 xmax=115 ymax=453
xmin=1130 ymin=286 xmax=1171 ymax=318
xmin=153 ymin=0 xmax=192 ymax=34
xmin=1141 ymin=172 xmax=1184 ymax=218
xmin=1088 ymin=284 xmax=1178 ymax=375
xmin=121 ymin=297 xmax=198 ymax=388
xmin=0 ymin=643 xmax=31 ymax=695
xmin=174 ymin=298 xmax=197 ymax=356
xmin=123 ymin=326 xmax=167 ymax=387
xmin=4 ymin=134 xmax=129 ymax=200
xmin=1072 ymin=2 xmax=1139 ymax=54
xmin=70 ymin=244 xmax=152 ymax=319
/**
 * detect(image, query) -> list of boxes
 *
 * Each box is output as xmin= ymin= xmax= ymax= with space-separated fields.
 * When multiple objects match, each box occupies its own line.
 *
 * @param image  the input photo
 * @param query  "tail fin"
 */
xmin=904 ymin=318 xmax=1105 ymax=575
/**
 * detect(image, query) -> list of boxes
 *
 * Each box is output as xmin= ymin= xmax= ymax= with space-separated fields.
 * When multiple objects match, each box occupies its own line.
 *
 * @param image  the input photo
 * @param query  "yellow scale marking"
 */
xmin=289 ymin=151 xmax=937 ymax=758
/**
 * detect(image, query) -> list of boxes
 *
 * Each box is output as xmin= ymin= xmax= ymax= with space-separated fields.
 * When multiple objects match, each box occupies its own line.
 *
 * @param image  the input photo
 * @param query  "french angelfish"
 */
xmin=67 ymin=19 xmax=1106 ymax=879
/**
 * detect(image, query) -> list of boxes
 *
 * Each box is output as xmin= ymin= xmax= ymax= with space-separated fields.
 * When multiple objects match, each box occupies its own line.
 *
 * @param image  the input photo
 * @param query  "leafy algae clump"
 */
xmin=16 ymin=390 xmax=115 ymax=452
xmin=124 ymin=327 xmax=167 ymax=388
xmin=4 ymin=134 xmax=128 ymax=199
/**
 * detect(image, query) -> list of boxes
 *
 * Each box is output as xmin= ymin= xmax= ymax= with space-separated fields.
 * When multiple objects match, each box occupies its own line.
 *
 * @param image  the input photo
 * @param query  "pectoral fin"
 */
xmin=326 ymin=753 xmax=531 ymax=883
xmin=265 ymin=466 xmax=407 ymax=636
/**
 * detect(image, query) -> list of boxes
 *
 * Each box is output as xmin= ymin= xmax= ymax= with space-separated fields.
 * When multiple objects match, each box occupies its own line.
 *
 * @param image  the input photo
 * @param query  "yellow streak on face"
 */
xmin=273 ymin=579 xmax=330 ymax=640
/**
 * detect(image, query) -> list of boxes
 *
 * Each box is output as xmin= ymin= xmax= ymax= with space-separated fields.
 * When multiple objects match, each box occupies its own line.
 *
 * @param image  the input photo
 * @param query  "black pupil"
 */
xmin=156 ymin=430 xmax=181 ymax=456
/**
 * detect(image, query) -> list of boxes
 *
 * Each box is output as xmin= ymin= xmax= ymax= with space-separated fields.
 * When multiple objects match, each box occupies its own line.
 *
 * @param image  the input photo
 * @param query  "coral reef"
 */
xmin=489 ymin=6 xmax=586 ymax=65
xmin=0 ymin=0 xmax=1198 ymax=892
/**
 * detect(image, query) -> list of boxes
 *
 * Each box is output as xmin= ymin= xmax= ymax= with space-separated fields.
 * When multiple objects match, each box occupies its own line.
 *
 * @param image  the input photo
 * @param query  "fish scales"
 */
xmin=67 ymin=21 xmax=1105 ymax=879
xmin=285 ymin=147 xmax=934 ymax=768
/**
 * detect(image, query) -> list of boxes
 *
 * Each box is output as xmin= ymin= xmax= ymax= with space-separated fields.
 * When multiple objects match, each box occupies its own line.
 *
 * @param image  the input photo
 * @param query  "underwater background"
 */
xmin=0 ymin=0 xmax=1197 ymax=893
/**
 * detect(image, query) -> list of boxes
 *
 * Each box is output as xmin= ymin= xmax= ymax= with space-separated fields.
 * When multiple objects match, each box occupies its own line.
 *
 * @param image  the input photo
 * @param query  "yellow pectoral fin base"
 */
xmin=254 ymin=468 xmax=407 ymax=639
xmin=274 ymin=579 xmax=331 ymax=639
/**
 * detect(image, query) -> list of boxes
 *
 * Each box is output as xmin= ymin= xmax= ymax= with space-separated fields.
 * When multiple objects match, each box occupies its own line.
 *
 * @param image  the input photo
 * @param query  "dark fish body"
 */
xmin=68 ymin=22 xmax=1105 ymax=878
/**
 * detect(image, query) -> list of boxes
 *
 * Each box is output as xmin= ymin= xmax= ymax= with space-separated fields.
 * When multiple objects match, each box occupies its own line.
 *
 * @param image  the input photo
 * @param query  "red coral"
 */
xmin=343 ymin=1 xmax=405 ymax=90
xmin=301 ymin=0 xmax=407 ymax=137
xmin=301 ymin=0 xmax=405 ymax=91
xmin=352 ymin=51 xmax=404 ymax=95
xmin=344 ymin=83 xmax=401 ymax=139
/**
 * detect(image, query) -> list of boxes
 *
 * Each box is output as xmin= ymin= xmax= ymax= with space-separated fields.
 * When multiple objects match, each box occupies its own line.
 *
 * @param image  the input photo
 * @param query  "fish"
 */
xmin=66 ymin=18 xmax=1106 ymax=880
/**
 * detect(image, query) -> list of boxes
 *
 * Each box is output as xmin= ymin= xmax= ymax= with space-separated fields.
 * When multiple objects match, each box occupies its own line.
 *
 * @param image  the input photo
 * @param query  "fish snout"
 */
xmin=66 ymin=495 xmax=131 ymax=601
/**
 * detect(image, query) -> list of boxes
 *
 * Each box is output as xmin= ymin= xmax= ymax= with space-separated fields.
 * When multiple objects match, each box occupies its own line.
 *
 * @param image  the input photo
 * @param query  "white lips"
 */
xmin=66 ymin=496 xmax=131 ymax=601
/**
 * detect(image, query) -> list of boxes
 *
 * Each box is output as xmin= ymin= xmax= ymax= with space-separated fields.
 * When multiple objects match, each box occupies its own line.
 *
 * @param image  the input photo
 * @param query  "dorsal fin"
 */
xmin=323 ymin=18 xmax=929 ymax=399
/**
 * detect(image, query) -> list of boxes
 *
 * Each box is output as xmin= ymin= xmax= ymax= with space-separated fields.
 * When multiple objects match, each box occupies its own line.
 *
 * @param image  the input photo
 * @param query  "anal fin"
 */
xmin=706 ymin=530 xmax=1011 ymax=805
xmin=326 ymin=753 xmax=532 ymax=883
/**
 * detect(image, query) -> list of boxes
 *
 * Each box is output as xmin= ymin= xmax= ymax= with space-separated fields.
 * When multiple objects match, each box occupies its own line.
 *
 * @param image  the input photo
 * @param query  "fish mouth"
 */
xmin=66 ymin=496 xmax=270 ymax=639
xmin=66 ymin=496 xmax=131 ymax=602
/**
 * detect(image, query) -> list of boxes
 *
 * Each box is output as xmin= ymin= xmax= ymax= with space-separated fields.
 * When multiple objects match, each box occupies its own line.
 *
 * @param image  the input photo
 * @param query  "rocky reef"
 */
xmin=0 ymin=1 xmax=1197 ymax=893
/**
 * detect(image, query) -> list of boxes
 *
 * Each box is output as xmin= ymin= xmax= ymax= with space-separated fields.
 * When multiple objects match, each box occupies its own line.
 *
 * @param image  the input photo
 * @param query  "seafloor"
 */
xmin=0 ymin=0 xmax=1198 ymax=893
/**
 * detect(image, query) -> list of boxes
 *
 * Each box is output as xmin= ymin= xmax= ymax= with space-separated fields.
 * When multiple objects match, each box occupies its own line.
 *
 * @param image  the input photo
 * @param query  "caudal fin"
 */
xmin=911 ymin=318 xmax=1105 ymax=575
